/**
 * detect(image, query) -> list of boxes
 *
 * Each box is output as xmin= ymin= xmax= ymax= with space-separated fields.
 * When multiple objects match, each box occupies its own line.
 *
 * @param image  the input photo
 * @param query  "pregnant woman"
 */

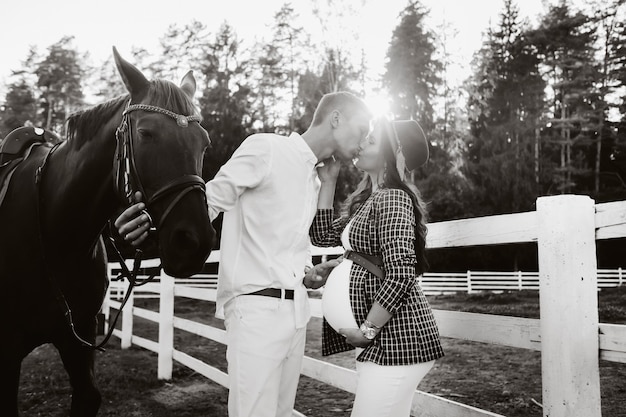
xmin=310 ymin=117 xmax=444 ymax=417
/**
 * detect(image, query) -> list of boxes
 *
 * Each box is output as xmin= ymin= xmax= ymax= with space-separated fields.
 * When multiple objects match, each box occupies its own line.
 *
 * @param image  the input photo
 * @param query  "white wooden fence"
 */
xmin=108 ymin=265 xmax=624 ymax=299
xmin=103 ymin=195 xmax=626 ymax=417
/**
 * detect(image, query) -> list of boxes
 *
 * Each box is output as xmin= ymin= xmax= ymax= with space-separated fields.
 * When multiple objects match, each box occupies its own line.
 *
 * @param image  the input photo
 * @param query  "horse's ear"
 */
xmin=112 ymin=46 xmax=150 ymax=98
xmin=180 ymin=70 xmax=196 ymax=99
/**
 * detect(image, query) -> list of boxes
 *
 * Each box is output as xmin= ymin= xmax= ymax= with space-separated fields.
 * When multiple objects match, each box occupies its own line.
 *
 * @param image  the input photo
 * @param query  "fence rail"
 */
xmin=103 ymin=195 xmax=626 ymax=417
xmin=108 ymin=260 xmax=624 ymax=299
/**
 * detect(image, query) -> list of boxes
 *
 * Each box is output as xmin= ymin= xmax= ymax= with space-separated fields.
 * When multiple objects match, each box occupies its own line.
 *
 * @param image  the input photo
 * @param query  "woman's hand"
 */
xmin=339 ymin=328 xmax=372 ymax=348
xmin=114 ymin=191 xmax=151 ymax=246
xmin=317 ymin=156 xmax=341 ymax=184
xmin=316 ymin=157 xmax=341 ymax=209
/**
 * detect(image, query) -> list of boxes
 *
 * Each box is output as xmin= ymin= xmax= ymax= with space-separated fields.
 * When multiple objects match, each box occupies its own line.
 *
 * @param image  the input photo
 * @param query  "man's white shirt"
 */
xmin=206 ymin=132 xmax=320 ymax=328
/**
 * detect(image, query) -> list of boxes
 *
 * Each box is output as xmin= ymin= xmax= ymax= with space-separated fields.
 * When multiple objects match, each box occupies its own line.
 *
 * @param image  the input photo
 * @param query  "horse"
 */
xmin=0 ymin=47 xmax=216 ymax=416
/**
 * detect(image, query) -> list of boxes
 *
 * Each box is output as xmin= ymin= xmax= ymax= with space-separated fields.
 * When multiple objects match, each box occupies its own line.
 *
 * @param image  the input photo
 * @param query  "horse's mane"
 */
xmin=66 ymin=79 xmax=198 ymax=147
xmin=66 ymin=95 xmax=127 ymax=146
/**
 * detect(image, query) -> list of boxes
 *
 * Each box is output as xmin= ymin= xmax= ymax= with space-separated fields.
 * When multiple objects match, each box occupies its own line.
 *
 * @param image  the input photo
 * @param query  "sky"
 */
xmin=0 ymin=0 xmax=551 ymax=104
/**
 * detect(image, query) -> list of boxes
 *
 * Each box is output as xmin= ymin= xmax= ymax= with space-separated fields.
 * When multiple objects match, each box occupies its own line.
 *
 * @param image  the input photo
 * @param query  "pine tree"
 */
xmin=383 ymin=0 xmax=441 ymax=131
xmin=0 ymin=80 xmax=37 ymax=136
xmin=198 ymin=23 xmax=256 ymax=181
xmin=252 ymin=41 xmax=287 ymax=133
xmin=594 ymin=0 xmax=626 ymax=199
xmin=35 ymin=36 xmax=85 ymax=134
xmin=249 ymin=3 xmax=308 ymax=134
xmin=465 ymin=0 xmax=547 ymax=214
xmin=529 ymin=3 xmax=601 ymax=195
xmin=87 ymin=56 xmax=127 ymax=101
xmin=418 ymin=14 xmax=474 ymax=221
xmin=153 ymin=21 xmax=210 ymax=82
xmin=272 ymin=3 xmax=307 ymax=131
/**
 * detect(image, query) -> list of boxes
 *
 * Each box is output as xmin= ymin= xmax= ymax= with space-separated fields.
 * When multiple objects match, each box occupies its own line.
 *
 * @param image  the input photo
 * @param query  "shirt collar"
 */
xmin=289 ymin=132 xmax=318 ymax=166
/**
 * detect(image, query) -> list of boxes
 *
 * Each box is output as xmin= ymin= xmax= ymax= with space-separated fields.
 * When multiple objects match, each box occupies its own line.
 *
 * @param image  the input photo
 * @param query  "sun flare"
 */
xmin=364 ymin=93 xmax=392 ymax=120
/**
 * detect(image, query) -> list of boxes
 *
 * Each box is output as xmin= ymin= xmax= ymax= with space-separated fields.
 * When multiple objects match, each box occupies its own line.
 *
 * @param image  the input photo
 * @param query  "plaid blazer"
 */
xmin=310 ymin=188 xmax=444 ymax=366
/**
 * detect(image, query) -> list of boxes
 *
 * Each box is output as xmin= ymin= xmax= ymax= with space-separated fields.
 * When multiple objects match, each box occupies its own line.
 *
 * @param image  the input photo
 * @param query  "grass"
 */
xmin=17 ymin=286 xmax=626 ymax=417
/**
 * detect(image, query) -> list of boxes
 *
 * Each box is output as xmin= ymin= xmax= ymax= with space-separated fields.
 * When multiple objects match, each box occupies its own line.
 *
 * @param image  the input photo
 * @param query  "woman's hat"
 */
xmin=391 ymin=120 xmax=429 ymax=171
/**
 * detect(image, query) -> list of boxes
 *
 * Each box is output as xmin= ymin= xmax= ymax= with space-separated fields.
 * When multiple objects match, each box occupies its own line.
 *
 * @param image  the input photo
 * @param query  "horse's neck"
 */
xmin=43 ymin=128 xmax=120 ymax=253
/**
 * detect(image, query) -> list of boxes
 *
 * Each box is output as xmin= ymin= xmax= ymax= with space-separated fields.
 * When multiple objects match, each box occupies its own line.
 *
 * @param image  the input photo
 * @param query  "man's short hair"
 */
xmin=310 ymin=92 xmax=371 ymax=126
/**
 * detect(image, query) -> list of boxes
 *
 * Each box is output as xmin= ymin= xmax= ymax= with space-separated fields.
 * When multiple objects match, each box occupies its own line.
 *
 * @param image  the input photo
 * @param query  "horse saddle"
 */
xmin=0 ymin=126 xmax=60 ymax=207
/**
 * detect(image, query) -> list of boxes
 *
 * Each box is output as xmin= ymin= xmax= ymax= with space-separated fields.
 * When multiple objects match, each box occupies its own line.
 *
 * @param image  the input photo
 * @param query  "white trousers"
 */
xmin=351 ymin=354 xmax=435 ymax=417
xmin=224 ymin=295 xmax=306 ymax=417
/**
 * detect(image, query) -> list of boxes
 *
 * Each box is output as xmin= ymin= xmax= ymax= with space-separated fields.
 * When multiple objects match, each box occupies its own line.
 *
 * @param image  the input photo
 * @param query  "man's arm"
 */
xmin=115 ymin=135 xmax=273 ymax=245
xmin=205 ymin=134 xmax=272 ymax=221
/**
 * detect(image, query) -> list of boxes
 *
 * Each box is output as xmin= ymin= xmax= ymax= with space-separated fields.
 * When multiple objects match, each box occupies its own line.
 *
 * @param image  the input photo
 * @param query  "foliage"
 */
xmin=262 ymin=2 xmax=308 ymax=132
xmin=35 ymin=36 xmax=85 ymax=133
xmin=383 ymin=0 xmax=441 ymax=131
xmin=529 ymin=3 xmax=601 ymax=195
xmin=2 ymin=0 xmax=626 ymax=269
xmin=465 ymin=0 xmax=548 ymax=215
xmin=0 ymin=79 xmax=37 ymax=136
xmin=197 ymin=23 xmax=256 ymax=181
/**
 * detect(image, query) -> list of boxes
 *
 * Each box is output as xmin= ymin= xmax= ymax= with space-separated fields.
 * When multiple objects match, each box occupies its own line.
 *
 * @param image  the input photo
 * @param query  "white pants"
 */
xmin=224 ymin=295 xmax=306 ymax=417
xmin=351 ymin=353 xmax=435 ymax=417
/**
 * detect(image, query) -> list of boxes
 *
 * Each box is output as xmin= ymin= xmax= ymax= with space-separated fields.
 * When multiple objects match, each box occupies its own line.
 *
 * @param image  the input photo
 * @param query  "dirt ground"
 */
xmin=17 ymin=290 xmax=626 ymax=417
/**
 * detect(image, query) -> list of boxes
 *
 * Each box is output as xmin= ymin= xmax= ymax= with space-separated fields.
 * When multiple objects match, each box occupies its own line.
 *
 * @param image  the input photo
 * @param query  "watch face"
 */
xmin=360 ymin=323 xmax=377 ymax=340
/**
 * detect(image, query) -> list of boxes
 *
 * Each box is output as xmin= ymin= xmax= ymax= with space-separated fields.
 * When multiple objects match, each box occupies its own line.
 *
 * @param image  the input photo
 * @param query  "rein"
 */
xmin=114 ymin=102 xmax=207 ymax=230
xmin=33 ymin=101 xmax=207 ymax=351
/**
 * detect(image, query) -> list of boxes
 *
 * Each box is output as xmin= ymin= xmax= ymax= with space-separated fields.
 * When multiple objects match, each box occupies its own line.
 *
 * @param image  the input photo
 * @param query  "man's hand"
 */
xmin=303 ymin=257 xmax=342 ymax=289
xmin=114 ymin=191 xmax=151 ymax=246
xmin=339 ymin=328 xmax=371 ymax=348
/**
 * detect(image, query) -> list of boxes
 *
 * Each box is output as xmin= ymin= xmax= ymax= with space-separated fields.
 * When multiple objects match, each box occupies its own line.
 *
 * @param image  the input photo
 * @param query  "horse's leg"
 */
xmin=54 ymin=322 xmax=101 ymax=417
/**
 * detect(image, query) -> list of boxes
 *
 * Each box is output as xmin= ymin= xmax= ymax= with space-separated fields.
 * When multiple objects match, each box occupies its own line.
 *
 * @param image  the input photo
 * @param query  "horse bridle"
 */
xmin=34 ymin=101 xmax=210 ymax=351
xmin=114 ymin=101 xmax=208 ymax=232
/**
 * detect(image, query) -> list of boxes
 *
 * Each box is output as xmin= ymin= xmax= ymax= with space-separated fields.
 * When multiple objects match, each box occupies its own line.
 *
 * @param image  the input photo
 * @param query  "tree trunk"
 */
xmin=45 ymin=98 xmax=54 ymax=130
xmin=596 ymin=115 xmax=603 ymax=194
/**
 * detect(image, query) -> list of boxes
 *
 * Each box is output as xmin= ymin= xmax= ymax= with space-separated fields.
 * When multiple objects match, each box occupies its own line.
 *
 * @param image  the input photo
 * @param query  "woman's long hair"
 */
xmin=340 ymin=119 xmax=429 ymax=275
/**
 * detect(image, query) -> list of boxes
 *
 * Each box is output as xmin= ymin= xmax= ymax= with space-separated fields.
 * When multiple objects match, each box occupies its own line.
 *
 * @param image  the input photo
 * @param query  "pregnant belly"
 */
xmin=321 ymin=259 xmax=358 ymax=332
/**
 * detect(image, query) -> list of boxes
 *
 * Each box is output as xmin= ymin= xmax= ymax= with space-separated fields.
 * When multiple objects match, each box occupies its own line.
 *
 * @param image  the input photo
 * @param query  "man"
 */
xmin=115 ymin=91 xmax=372 ymax=417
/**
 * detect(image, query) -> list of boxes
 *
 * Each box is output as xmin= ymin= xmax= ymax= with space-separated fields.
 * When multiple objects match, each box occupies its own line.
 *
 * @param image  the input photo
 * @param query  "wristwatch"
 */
xmin=359 ymin=320 xmax=381 ymax=340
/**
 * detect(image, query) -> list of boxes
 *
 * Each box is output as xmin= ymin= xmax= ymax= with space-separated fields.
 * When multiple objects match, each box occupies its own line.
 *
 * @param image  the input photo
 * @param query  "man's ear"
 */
xmin=330 ymin=110 xmax=341 ymax=128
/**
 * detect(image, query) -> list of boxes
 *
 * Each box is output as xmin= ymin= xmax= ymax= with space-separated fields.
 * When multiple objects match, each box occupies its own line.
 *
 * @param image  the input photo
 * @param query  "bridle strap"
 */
xmin=115 ymin=100 xmax=206 ymax=230
xmin=28 ymin=100 xmax=206 ymax=352
xmin=147 ymin=174 xmax=207 ymax=228
xmin=124 ymin=104 xmax=202 ymax=127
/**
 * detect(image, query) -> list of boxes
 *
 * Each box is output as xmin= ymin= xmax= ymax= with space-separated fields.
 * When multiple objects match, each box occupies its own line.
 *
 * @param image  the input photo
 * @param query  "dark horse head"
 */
xmin=107 ymin=48 xmax=215 ymax=276
xmin=0 ymin=48 xmax=214 ymax=416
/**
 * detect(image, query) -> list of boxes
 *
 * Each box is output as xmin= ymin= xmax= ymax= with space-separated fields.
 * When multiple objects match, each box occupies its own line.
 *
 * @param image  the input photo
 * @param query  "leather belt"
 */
xmin=344 ymin=250 xmax=384 ymax=279
xmin=246 ymin=288 xmax=295 ymax=300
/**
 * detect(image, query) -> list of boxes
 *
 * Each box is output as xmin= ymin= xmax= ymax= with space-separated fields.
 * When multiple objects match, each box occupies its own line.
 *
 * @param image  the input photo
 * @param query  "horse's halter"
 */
xmin=114 ymin=101 xmax=207 ymax=231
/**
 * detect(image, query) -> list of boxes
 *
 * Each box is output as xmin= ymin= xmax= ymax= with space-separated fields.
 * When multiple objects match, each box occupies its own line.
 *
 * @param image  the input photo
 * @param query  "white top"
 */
xmin=341 ymin=219 xmax=353 ymax=250
xmin=205 ymin=132 xmax=320 ymax=328
xmin=322 ymin=220 xmax=358 ymax=331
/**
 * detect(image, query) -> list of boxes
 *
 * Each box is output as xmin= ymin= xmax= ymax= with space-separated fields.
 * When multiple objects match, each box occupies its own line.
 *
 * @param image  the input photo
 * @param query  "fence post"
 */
xmin=517 ymin=271 xmax=523 ymax=291
xmin=158 ymin=273 xmax=175 ymax=380
xmin=102 ymin=271 xmax=111 ymax=335
xmin=536 ymin=195 xmax=601 ymax=417
xmin=619 ymin=267 xmax=623 ymax=286
xmin=120 ymin=280 xmax=134 ymax=349
xmin=466 ymin=270 xmax=472 ymax=293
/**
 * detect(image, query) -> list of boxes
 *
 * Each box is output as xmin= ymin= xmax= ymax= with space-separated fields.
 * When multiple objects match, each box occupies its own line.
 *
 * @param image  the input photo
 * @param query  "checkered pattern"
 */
xmin=310 ymin=188 xmax=444 ymax=366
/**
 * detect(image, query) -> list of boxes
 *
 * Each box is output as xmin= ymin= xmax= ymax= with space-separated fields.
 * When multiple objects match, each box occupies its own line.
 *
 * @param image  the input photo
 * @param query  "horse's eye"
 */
xmin=137 ymin=129 xmax=154 ymax=140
